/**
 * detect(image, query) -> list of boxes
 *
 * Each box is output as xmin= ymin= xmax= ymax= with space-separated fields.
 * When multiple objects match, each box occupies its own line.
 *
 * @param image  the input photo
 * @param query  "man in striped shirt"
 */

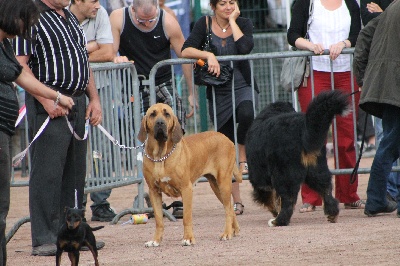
xmin=13 ymin=0 xmax=102 ymax=256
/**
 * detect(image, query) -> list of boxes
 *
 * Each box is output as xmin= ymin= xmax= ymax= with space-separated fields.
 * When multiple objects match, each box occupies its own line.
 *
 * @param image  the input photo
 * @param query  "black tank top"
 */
xmin=120 ymin=7 xmax=171 ymax=85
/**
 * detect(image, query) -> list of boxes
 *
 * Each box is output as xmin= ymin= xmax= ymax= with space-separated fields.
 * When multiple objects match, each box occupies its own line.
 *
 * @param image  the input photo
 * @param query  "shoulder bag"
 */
xmin=193 ymin=16 xmax=233 ymax=87
xmin=280 ymin=0 xmax=313 ymax=92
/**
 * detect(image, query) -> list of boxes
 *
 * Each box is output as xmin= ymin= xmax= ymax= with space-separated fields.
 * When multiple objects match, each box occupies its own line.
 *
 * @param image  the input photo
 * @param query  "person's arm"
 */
xmin=85 ymin=68 xmax=102 ymax=126
xmin=87 ymin=7 xmax=115 ymax=62
xmin=287 ymin=0 xmax=325 ymax=55
xmin=110 ymin=8 xmax=130 ymax=63
xmin=360 ymin=0 xmax=383 ymax=26
xmin=353 ymin=16 xmax=380 ymax=88
xmin=88 ymin=42 xmax=115 ymax=62
xmin=234 ymin=18 xmax=254 ymax=55
xmin=15 ymin=69 xmax=74 ymax=111
xmin=165 ymin=12 xmax=198 ymax=118
xmin=15 ymin=55 xmax=74 ymax=118
xmin=346 ymin=0 xmax=362 ymax=47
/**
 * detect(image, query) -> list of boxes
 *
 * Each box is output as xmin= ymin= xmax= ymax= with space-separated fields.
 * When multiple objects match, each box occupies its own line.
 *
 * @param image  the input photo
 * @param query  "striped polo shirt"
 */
xmin=13 ymin=0 xmax=90 ymax=92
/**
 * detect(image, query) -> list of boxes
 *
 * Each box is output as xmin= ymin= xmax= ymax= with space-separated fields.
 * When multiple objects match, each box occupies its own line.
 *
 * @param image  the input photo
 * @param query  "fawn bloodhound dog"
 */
xmin=138 ymin=103 xmax=242 ymax=247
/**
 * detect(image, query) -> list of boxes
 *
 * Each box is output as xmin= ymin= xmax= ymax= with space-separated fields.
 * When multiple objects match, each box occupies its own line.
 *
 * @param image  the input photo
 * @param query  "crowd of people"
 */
xmin=1 ymin=0 xmax=400 ymax=265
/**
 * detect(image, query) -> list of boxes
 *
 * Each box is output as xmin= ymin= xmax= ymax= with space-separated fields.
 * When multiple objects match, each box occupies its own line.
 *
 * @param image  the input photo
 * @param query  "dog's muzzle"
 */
xmin=154 ymin=119 xmax=168 ymax=142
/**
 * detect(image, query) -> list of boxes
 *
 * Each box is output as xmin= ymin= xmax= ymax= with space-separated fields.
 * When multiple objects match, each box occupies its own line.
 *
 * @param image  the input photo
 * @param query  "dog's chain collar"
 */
xmin=142 ymin=142 xmax=177 ymax=162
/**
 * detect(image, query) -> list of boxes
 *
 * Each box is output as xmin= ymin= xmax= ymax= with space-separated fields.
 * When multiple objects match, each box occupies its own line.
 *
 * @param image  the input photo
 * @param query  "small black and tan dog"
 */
xmin=56 ymin=207 xmax=104 ymax=266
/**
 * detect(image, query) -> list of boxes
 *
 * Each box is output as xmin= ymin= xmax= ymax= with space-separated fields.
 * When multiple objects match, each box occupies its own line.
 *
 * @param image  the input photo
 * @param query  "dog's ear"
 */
xmin=138 ymin=115 xmax=147 ymax=142
xmin=171 ymin=115 xmax=183 ymax=144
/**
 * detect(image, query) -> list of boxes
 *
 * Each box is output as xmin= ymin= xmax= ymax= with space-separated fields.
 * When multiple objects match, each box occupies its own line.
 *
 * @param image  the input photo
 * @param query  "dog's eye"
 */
xmin=150 ymin=112 xmax=157 ymax=117
xmin=164 ymin=112 xmax=170 ymax=117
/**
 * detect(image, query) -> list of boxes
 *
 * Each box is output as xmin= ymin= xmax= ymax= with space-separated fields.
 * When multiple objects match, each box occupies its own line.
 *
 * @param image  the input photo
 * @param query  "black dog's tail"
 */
xmin=90 ymin=226 xmax=104 ymax=231
xmin=301 ymin=90 xmax=350 ymax=166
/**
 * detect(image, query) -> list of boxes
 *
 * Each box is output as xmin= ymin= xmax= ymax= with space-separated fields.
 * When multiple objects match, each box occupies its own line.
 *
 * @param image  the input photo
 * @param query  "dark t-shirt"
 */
xmin=0 ymin=39 xmax=22 ymax=135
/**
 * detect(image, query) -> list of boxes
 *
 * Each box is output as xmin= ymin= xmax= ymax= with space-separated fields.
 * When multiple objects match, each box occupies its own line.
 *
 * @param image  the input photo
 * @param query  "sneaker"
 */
xmin=363 ymin=144 xmax=376 ymax=158
xmin=81 ymin=240 xmax=105 ymax=251
xmin=364 ymin=201 xmax=397 ymax=217
xmin=91 ymin=205 xmax=116 ymax=222
xmin=31 ymin=244 xmax=57 ymax=256
xmin=344 ymin=199 xmax=366 ymax=209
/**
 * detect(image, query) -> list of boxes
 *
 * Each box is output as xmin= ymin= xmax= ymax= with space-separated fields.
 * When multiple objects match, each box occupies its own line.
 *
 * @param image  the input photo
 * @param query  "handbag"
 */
xmin=193 ymin=16 xmax=233 ymax=87
xmin=280 ymin=0 xmax=313 ymax=92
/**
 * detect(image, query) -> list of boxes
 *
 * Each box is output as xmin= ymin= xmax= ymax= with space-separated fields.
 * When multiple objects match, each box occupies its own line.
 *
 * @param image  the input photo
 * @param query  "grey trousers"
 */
xmin=26 ymin=94 xmax=87 ymax=247
xmin=0 ymin=131 xmax=11 ymax=266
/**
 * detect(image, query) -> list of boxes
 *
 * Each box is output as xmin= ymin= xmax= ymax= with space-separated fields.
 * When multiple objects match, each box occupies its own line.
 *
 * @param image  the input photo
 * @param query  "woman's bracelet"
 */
xmin=342 ymin=40 xmax=347 ymax=48
xmin=54 ymin=91 xmax=61 ymax=107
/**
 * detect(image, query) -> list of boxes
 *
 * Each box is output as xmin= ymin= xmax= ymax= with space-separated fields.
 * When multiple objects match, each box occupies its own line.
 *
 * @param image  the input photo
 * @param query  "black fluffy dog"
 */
xmin=56 ymin=207 xmax=104 ymax=266
xmin=246 ymin=90 xmax=350 ymax=226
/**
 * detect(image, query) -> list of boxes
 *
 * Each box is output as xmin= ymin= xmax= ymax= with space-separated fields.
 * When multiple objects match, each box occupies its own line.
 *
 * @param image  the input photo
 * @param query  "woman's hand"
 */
xmin=206 ymin=53 xmax=220 ymax=77
xmin=186 ymin=94 xmax=199 ymax=118
xmin=229 ymin=2 xmax=241 ymax=22
xmin=329 ymin=41 xmax=346 ymax=61
xmin=366 ymin=2 xmax=383 ymax=13
xmin=308 ymin=42 xmax=324 ymax=55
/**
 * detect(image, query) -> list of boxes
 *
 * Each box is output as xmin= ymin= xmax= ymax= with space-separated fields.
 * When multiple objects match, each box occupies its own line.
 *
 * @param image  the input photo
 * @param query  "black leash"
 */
xmin=348 ymin=90 xmax=365 ymax=184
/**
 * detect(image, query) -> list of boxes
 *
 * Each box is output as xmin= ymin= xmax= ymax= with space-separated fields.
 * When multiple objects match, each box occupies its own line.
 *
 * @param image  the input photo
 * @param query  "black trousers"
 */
xmin=0 ymin=131 xmax=11 ymax=266
xmin=26 ymin=93 xmax=87 ymax=247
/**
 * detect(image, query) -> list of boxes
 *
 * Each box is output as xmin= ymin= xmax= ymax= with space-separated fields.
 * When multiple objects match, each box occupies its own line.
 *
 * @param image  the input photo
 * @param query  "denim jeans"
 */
xmin=375 ymin=117 xmax=400 ymax=209
xmin=366 ymin=105 xmax=400 ymax=212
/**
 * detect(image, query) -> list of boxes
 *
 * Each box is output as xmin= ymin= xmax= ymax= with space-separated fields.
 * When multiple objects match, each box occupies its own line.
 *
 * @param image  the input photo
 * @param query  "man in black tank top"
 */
xmin=110 ymin=0 xmax=196 ymax=132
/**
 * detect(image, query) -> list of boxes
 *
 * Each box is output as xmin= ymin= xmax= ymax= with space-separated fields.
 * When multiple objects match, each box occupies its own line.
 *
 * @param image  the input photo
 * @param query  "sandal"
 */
xmin=234 ymin=202 xmax=244 ymax=215
xmin=344 ymin=199 xmax=366 ymax=209
xmin=239 ymin=161 xmax=248 ymax=175
xmin=299 ymin=203 xmax=316 ymax=213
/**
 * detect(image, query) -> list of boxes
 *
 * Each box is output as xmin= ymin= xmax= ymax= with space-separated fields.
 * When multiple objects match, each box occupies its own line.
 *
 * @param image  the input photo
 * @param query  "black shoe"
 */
xmin=164 ymin=201 xmax=183 ymax=219
xmin=31 ymin=244 xmax=57 ymax=256
xmin=91 ymin=205 xmax=116 ymax=222
xmin=81 ymin=240 xmax=105 ymax=251
xmin=364 ymin=201 xmax=397 ymax=217
xmin=386 ymin=192 xmax=396 ymax=205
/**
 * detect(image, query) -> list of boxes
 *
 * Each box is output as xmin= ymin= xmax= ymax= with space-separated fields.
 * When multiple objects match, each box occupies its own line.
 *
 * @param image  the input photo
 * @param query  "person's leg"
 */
xmin=0 ymin=132 xmax=11 ymax=265
xmin=324 ymin=72 xmax=363 ymax=207
xmin=26 ymin=94 xmax=72 ymax=254
xmin=156 ymin=82 xmax=186 ymax=132
xmin=375 ymin=118 xmax=398 ymax=202
xmin=297 ymin=70 xmax=327 ymax=209
xmin=365 ymin=105 xmax=400 ymax=214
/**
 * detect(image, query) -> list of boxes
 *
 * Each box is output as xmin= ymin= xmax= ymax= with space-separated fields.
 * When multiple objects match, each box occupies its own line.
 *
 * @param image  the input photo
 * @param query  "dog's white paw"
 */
xmin=268 ymin=218 xmax=276 ymax=227
xmin=144 ymin=241 xmax=160 ymax=247
xmin=181 ymin=239 xmax=192 ymax=246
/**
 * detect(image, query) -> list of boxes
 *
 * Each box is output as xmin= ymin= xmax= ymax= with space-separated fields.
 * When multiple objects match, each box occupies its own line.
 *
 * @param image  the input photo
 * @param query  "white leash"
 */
xmin=12 ymin=111 xmax=142 ymax=166
xmin=12 ymin=115 xmax=89 ymax=166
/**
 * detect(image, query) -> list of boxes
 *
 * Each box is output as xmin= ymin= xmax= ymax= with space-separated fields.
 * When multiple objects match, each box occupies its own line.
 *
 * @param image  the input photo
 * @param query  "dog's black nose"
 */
xmin=156 ymin=119 xmax=165 ymax=126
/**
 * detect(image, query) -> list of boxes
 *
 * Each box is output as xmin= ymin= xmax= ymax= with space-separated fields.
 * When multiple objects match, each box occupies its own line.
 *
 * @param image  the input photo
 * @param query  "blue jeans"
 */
xmin=366 ymin=106 xmax=400 ymax=212
xmin=83 ymin=190 xmax=112 ymax=211
xmin=375 ymin=117 xmax=400 ymax=205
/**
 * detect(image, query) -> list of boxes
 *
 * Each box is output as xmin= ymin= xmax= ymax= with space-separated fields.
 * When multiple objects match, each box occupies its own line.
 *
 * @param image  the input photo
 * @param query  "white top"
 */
xmin=308 ymin=0 xmax=351 ymax=72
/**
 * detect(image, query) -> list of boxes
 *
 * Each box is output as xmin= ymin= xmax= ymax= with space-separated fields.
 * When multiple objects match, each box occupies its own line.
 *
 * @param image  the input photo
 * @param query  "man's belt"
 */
xmin=57 ymin=88 xmax=85 ymax=97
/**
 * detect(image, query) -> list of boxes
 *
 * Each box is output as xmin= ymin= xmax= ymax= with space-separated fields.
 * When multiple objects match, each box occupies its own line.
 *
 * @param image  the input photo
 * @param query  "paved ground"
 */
xmin=6 ymin=157 xmax=400 ymax=266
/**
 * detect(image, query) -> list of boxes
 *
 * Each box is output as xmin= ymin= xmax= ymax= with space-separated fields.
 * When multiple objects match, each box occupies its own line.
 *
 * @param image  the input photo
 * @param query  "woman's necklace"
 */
xmin=215 ymin=17 xmax=230 ymax=33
